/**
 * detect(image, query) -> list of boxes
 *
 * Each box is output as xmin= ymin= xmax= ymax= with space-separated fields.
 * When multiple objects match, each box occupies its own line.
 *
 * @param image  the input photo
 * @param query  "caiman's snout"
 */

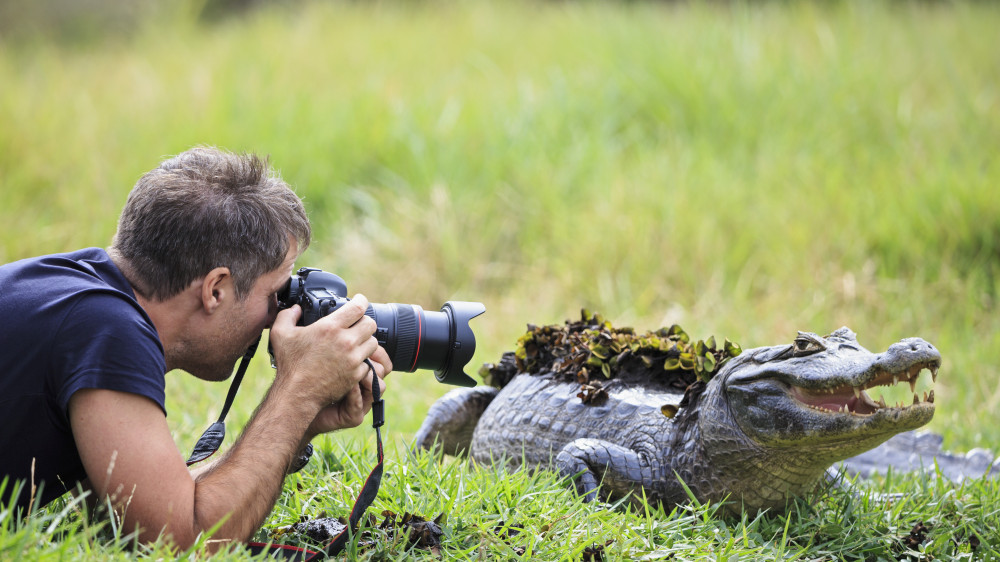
xmin=880 ymin=338 xmax=941 ymax=373
xmin=888 ymin=338 xmax=938 ymax=356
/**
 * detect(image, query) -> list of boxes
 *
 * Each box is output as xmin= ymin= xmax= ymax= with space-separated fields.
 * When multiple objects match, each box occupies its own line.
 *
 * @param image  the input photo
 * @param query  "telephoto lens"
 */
xmin=276 ymin=267 xmax=485 ymax=387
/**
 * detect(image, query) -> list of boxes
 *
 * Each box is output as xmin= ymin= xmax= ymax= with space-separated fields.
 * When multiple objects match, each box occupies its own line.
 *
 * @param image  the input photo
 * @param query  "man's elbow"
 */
xmin=130 ymin=504 xmax=234 ymax=552
xmin=137 ymin=522 xmax=232 ymax=553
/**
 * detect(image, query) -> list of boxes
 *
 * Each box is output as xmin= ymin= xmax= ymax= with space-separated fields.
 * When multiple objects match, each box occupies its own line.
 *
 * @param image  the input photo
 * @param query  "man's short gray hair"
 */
xmin=110 ymin=147 xmax=311 ymax=301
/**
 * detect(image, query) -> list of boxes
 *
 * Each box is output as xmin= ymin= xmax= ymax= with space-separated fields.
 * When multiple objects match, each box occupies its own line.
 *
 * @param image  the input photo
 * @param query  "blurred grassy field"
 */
xmin=1 ymin=0 xmax=998 ymax=462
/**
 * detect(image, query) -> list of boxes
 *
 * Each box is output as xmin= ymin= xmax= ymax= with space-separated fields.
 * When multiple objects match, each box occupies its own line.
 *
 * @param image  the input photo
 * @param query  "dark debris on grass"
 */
xmin=894 ymin=520 xmax=929 ymax=561
xmin=273 ymin=510 xmax=445 ymax=557
xmin=892 ymin=520 xmax=982 ymax=561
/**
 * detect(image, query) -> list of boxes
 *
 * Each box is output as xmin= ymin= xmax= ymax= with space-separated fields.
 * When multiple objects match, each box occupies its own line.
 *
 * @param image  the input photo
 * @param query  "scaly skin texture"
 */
xmin=415 ymin=327 xmax=942 ymax=513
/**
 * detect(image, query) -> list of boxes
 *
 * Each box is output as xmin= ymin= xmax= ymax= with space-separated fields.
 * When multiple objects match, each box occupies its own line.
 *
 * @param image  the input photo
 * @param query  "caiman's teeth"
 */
xmin=877 ymin=396 xmax=887 ymax=408
xmin=853 ymin=387 xmax=861 ymax=399
xmin=909 ymin=378 xmax=917 ymax=394
xmin=931 ymin=367 xmax=938 ymax=383
xmin=892 ymin=374 xmax=899 ymax=386
xmin=928 ymin=389 xmax=935 ymax=403
xmin=913 ymin=393 xmax=919 ymax=405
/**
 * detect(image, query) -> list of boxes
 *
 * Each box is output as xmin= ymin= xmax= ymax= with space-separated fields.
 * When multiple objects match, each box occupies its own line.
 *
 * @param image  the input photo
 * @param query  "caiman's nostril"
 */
xmin=890 ymin=338 xmax=938 ymax=357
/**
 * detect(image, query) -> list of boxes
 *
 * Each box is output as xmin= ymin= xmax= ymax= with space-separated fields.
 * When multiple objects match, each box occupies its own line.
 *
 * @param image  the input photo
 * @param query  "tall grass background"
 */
xmin=1 ymin=1 xmax=998 ymax=558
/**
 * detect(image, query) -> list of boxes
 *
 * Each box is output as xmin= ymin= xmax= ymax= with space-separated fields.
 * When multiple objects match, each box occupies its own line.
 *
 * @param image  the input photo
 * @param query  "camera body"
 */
xmin=276 ymin=267 xmax=485 ymax=387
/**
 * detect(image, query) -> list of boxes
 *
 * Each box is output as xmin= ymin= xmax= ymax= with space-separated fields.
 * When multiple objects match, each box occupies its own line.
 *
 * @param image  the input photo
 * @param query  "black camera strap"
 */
xmin=185 ymin=337 xmax=261 ymax=465
xmin=297 ymin=359 xmax=385 ymax=559
xmin=187 ymin=342 xmax=386 ymax=560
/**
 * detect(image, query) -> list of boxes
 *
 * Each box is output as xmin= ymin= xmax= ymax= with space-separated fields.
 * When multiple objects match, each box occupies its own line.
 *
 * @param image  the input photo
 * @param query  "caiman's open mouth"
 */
xmin=790 ymin=360 xmax=940 ymax=416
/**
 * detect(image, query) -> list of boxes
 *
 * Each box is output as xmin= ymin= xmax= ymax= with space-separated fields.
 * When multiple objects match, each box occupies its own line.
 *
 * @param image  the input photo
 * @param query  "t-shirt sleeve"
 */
xmin=50 ymin=292 xmax=167 ymax=416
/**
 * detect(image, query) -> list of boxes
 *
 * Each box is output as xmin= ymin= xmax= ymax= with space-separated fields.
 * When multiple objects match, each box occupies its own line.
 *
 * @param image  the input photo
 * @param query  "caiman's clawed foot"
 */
xmin=555 ymin=438 xmax=665 ymax=505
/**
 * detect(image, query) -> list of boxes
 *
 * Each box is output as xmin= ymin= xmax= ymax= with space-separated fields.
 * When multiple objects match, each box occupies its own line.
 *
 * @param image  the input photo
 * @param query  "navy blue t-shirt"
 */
xmin=0 ymin=248 xmax=166 ymax=513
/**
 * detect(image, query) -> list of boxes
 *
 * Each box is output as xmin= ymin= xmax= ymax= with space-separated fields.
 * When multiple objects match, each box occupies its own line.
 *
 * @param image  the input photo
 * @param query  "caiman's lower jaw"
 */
xmin=789 ymin=361 xmax=940 ymax=417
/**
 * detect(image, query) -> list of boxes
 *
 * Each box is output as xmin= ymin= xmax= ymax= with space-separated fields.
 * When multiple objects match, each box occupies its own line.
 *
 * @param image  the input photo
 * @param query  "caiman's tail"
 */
xmin=839 ymin=430 xmax=1000 ymax=482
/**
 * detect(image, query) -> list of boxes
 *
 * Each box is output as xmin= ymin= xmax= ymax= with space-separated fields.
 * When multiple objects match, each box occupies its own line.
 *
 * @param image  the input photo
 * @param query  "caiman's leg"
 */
xmin=555 ymin=439 xmax=652 ymax=503
xmin=413 ymin=387 xmax=499 ymax=457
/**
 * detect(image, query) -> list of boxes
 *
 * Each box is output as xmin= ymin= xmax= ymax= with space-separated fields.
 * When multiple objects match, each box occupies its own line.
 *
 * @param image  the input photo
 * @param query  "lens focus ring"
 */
xmin=391 ymin=304 xmax=420 ymax=371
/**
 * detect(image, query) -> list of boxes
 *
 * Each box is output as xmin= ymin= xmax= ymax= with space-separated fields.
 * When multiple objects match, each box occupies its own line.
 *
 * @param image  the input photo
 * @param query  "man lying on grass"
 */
xmin=0 ymin=147 xmax=391 ymax=550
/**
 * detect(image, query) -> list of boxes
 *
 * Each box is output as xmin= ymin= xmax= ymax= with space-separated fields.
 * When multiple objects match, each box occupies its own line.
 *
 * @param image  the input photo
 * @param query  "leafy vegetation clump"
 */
xmin=480 ymin=310 xmax=742 ymax=391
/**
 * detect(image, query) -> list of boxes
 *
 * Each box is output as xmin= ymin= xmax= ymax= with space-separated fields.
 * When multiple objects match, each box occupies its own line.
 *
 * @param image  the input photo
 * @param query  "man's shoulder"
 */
xmin=2 ymin=247 xmax=148 ymax=332
xmin=42 ymin=253 xmax=165 ymax=372
xmin=1 ymin=247 xmax=129 ymax=291
xmin=0 ymin=247 xmax=166 ymax=412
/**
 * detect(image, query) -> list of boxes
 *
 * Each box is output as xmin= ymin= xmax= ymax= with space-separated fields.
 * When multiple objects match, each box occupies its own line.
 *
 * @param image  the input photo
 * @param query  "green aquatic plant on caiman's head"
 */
xmin=480 ymin=310 xmax=742 ymax=393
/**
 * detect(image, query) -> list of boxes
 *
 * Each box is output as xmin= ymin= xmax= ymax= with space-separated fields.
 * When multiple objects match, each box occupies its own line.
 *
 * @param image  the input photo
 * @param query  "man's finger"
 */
xmin=357 ymin=364 xmax=386 ymax=396
xmin=327 ymin=294 xmax=371 ymax=328
xmin=371 ymin=346 xmax=393 ymax=377
xmin=271 ymin=305 xmax=301 ymax=332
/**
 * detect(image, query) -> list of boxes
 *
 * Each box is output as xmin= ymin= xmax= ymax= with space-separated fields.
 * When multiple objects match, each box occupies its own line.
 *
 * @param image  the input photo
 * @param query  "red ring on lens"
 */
xmin=408 ymin=312 xmax=423 ymax=372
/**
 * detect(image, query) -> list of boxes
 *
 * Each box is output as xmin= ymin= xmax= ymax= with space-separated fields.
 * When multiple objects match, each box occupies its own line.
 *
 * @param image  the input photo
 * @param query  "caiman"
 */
xmin=414 ymin=319 xmax=943 ymax=513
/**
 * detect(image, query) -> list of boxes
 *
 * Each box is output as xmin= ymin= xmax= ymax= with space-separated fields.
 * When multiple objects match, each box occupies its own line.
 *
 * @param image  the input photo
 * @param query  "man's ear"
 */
xmin=200 ymin=267 xmax=233 ymax=314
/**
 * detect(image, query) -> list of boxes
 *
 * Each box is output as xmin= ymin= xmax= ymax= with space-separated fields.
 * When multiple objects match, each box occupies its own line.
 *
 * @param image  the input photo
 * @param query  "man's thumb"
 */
xmin=272 ymin=304 xmax=301 ymax=332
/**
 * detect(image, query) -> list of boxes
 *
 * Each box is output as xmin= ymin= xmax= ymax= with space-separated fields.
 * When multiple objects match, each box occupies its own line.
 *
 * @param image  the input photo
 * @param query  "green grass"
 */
xmin=1 ymin=0 xmax=999 ymax=559
xmin=8 ymin=441 xmax=999 ymax=560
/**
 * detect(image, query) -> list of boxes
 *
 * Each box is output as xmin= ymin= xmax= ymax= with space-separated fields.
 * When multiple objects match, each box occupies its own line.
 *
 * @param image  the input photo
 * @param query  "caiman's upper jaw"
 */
xmin=789 ymin=358 xmax=940 ymax=416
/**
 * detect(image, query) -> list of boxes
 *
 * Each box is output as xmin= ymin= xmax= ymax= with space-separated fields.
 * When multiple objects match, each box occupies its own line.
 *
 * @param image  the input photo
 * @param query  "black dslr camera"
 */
xmin=274 ymin=267 xmax=485 ymax=387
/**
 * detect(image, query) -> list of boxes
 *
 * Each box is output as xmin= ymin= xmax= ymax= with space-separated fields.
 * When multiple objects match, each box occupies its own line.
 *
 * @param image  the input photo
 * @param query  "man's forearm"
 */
xmin=188 ymin=380 xmax=320 ymax=546
xmin=177 ymin=299 xmax=382 ymax=547
xmin=189 ymin=439 xmax=313 ymax=481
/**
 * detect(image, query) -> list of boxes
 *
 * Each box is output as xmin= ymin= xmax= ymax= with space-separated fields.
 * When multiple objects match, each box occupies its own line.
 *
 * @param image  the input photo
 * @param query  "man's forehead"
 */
xmin=259 ymin=250 xmax=297 ymax=292
xmin=276 ymin=256 xmax=297 ymax=283
xmin=271 ymin=270 xmax=290 ymax=291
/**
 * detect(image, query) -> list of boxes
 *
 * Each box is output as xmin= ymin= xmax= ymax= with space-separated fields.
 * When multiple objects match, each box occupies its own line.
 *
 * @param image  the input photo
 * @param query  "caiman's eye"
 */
xmin=792 ymin=332 xmax=827 ymax=356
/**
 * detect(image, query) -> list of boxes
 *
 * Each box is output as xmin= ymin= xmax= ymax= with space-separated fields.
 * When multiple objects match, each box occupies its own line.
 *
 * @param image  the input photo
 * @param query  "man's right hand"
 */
xmin=268 ymin=295 xmax=391 ymax=435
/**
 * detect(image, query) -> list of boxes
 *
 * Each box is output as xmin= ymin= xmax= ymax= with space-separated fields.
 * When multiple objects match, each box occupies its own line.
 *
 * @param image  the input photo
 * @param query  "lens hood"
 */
xmin=434 ymin=301 xmax=487 ymax=387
